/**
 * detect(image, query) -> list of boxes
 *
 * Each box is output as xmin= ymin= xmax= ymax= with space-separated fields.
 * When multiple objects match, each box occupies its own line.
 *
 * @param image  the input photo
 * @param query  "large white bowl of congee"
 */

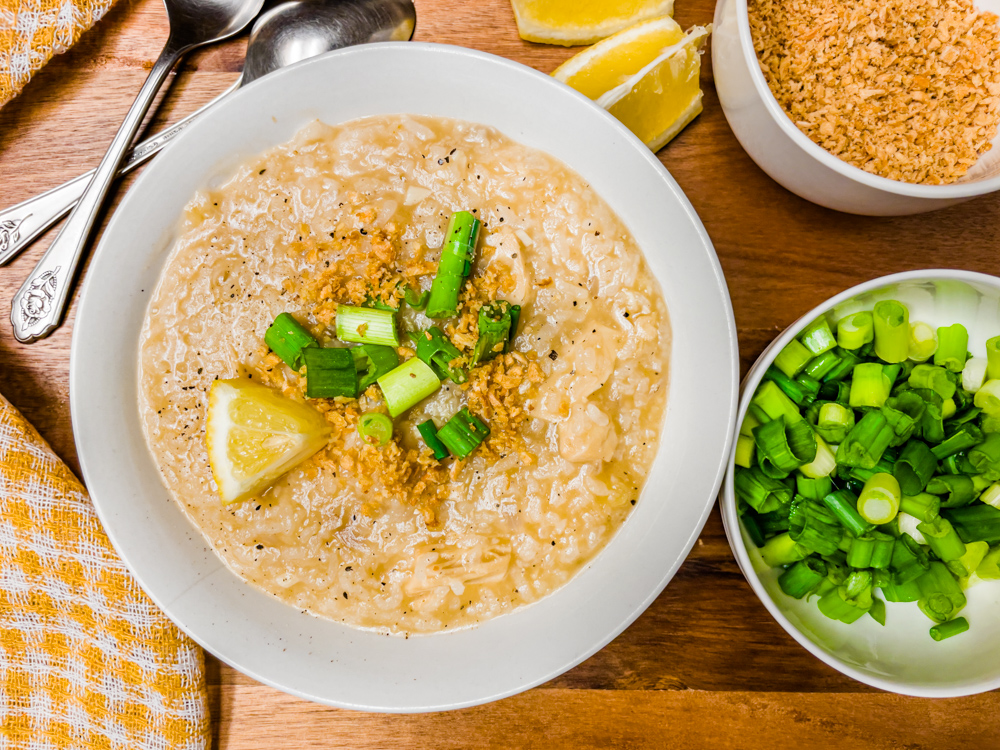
xmin=70 ymin=43 xmax=738 ymax=711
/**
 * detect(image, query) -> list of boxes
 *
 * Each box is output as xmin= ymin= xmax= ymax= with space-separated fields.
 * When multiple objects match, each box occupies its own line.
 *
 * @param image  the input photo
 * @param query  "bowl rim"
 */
xmin=69 ymin=41 xmax=740 ymax=711
xmin=722 ymin=268 xmax=1000 ymax=698
xmin=732 ymin=0 xmax=1000 ymax=199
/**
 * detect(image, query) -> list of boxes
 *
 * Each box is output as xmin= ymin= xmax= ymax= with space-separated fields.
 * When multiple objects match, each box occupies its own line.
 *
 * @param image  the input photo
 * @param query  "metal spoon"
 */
xmin=0 ymin=0 xmax=416 ymax=270
xmin=10 ymin=0 xmax=265 ymax=343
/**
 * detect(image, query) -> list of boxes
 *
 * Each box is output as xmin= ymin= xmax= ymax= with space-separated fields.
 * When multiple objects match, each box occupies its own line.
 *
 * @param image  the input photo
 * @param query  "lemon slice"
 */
xmin=510 ymin=0 xmax=674 ymax=46
xmin=206 ymin=379 xmax=331 ymax=504
xmin=598 ymin=25 xmax=710 ymax=152
xmin=552 ymin=16 xmax=685 ymax=100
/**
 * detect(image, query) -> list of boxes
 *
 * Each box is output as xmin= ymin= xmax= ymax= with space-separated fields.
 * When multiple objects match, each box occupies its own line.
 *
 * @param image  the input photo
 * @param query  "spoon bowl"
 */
xmin=244 ymin=0 xmax=416 ymax=83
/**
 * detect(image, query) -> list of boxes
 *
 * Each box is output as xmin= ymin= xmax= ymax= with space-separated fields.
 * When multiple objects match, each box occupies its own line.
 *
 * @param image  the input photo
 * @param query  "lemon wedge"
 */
xmin=510 ymin=0 xmax=674 ymax=46
xmin=552 ymin=16 xmax=685 ymax=99
xmin=555 ymin=22 xmax=711 ymax=152
xmin=206 ymin=379 xmax=331 ymax=504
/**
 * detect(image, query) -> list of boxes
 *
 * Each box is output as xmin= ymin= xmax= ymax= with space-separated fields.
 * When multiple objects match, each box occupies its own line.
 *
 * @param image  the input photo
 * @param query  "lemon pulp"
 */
xmin=206 ymin=379 xmax=331 ymax=504
xmin=510 ymin=0 xmax=674 ymax=46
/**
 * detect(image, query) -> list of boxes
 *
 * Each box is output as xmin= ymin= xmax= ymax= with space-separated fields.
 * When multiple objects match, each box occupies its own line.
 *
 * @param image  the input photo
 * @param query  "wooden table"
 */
xmin=2 ymin=0 xmax=999 ymax=746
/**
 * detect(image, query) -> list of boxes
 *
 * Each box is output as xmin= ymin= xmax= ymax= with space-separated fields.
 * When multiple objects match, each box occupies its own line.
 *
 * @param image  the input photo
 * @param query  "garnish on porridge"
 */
xmin=138 ymin=115 xmax=669 ymax=633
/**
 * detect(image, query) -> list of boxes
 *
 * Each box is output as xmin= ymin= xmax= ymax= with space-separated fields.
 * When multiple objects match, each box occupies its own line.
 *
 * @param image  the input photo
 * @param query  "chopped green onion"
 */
xmin=837 ymin=312 xmax=874 ymax=350
xmin=943 ymin=503 xmax=1000 ymax=544
xmin=734 ymin=466 xmax=793 ymax=513
xmin=847 ymin=531 xmax=895 ymax=569
xmin=816 ymin=402 xmax=854 ymax=443
xmin=837 ymin=410 xmax=895 ymax=469
xmin=980 ymin=482 xmax=1000 ymax=509
xmin=804 ymin=350 xmax=842 ymax=380
xmin=778 ymin=558 xmax=828 ymax=599
xmin=417 ymin=419 xmax=449 ymax=460
xmin=868 ymin=595 xmax=887 ymax=626
xmin=797 ymin=475 xmax=833 ymax=501
xmin=952 ymin=540 xmax=988 ymax=579
xmin=891 ymin=533 xmax=930 ymax=583
xmin=416 ymin=327 xmax=468 ymax=383
xmin=740 ymin=411 xmax=761 ymax=437
xmin=908 ymin=322 xmax=938 ymax=362
xmin=774 ymin=339 xmax=814 ymax=378
xmin=873 ymin=301 xmax=910 ymax=364
xmin=974 ymin=380 xmax=1000 ymax=417
xmin=822 ymin=348 xmax=862 ymax=383
xmin=857 ymin=472 xmax=900 ymax=524
xmin=931 ymin=423 xmax=984 ymax=461
xmin=789 ymin=500 xmax=844 ymax=556
xmin=352 ymin=344 xmax=400 ymax=392
xmin=734 ymin=434 xmax=755 ymax=468
xmin=265 ymin=312 xmax=317 ymax=370
xmin=900 ymin=492 xmax=941 ymax=522
xmin=358 ymin=412 xmax=393 ymax=446
xmin=912 ymin=388 xmax=946 ymax=444
xmin=800 ymin=317 xmax=837 ymax=355
xmin=917 ymin=515 xmax=967 ymax=561
xmin=436 ymin=407 xmax=490 ymax=458
xmin=926 ymin=475 xmax=976 ymax=508
xmin=942 ymin=398 xmax=957 ymax=420
xmin=822 ymin=489 xmax=874 ymax=537
xmin=987 ymin=336 xmax=1000 ymax=381
xmin=818 ymin=570 xmax=873 ymax=624
xmin=881 ymin=578 xmax=922 ymax=602
xmin=753 ymin=416 xmax=817 ymax=477
xmin=930 ymin=617 xmax=969 ymax=641
xmin=908 ymin=364 xmax=956 ymax=400
xmin=405 ymin=286 xmax=429 ymax=310
xmin=849 ymin=362 xmax=890 ymax=408
xmin=799 ymin=434 xmax=837 ymax=478
xmin=976 ymin=545 xmax=1000 ymax=579
xmin=968 ymin=433 xmax=1000 ymax=479
xmin=883 ymin=392 xmax=926 ymax=448
xmin=741 ymin=513 xmax=766 ymax=548
xmin=752 ymin=381 xmax=804 ymax=424
xmin=336 ymin=305 xmax=400 ymax=346
xmin=934 ymin=324 xmax=969 ymax=372
xmin=471 ymin=301 xmax=517 ymax=366
xmin=377 ymin=357 xmax=441 ymax=417
xmin=894 ymin=440 xmax=938 ymax=495
xmin=916 ymin=562 xmax=966 ymax=623
xmin=504 ymin=306 xmax=522 ymax=353
xmin=962 ymin=357 xmax=989 ymax=394
xmin=426 ymin=211 xmax=481 ymax=319
xmin=303 ymin=346 xmax=358 ymax=399
xmin=760 ymin=532 xmax=808 ymax=567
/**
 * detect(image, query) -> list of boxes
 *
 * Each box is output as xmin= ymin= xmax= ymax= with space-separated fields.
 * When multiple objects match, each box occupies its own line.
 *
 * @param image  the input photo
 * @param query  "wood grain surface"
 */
xmin=1 ymin=0 xmax=999 ymax=746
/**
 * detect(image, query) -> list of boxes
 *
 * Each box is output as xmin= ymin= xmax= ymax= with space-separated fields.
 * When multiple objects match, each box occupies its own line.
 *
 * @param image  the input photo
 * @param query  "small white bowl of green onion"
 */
xmin=723 ymin=269 xmax=1000 ymax=696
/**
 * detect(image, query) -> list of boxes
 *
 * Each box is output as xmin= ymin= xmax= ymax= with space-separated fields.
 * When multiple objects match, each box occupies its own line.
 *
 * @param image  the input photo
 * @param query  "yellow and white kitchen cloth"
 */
xmin=0 ymin=393 xmax=209 ymax=749
xmin=0 ymin=0 xmax=117 ymax=108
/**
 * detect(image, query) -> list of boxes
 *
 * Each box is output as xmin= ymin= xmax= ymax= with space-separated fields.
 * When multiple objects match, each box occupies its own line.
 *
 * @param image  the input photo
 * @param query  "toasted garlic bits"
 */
xmin=751 ymin=0 xmax=1000 ymax=184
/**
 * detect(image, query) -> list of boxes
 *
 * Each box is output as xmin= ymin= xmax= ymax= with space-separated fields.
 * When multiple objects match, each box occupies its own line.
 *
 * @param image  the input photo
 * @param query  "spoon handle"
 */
xmin=0 ymin=78 xmax=242 ymax=269
xmin=11 ymin=41 xmax=189 ymax=343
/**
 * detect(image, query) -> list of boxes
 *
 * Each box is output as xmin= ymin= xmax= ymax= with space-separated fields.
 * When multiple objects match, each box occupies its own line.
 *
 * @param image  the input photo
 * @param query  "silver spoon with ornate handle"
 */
xmin=9 ymin=0 xmax=265 ymax=343
xmin=0 ymin=0 xmax=416 ymax=269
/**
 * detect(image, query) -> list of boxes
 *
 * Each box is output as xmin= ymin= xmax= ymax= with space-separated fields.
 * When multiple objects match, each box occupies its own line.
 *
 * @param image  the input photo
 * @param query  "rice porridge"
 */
xmin=138 ymin=114 xmax=670 ymax=634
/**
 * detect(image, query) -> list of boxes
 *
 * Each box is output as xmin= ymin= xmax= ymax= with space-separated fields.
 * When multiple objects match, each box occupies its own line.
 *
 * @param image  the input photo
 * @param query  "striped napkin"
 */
xmin=0 ymin=393 xmax=210 ymax=749
xmin=0 ymin=0 xmax=117 ymax=108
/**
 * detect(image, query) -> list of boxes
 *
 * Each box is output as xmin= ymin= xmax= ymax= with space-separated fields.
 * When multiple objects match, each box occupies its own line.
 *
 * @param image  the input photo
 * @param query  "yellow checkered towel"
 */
xmin=0 ymin=0 xmax=117 ymax=108
xmin=0 ymin=393 xmax=210 ymax=749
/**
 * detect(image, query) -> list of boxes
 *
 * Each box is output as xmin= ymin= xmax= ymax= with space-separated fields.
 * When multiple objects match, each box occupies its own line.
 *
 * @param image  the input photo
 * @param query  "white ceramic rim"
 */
xmin=722 ymin=268 xmax=1000 ymax=697
xmin=70 ymin=43 xmax=739 ymax=711
xmin=734 ymin=1 xmax=1000 ymax=199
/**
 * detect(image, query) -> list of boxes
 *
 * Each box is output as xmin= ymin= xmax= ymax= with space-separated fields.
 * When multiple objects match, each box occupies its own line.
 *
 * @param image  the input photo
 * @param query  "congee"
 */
xmin=138 ymin=114 xmax=670 ymax=634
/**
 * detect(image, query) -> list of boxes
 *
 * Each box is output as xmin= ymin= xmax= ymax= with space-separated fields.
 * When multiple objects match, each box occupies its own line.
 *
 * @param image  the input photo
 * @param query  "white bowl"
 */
xmin=712 ymin=0 xmax=1000 ymax=215
xmin=70 ymin=43 xmax=738 ymax=711
xmin=723 ymin=269 xmax=1000 ymax=697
